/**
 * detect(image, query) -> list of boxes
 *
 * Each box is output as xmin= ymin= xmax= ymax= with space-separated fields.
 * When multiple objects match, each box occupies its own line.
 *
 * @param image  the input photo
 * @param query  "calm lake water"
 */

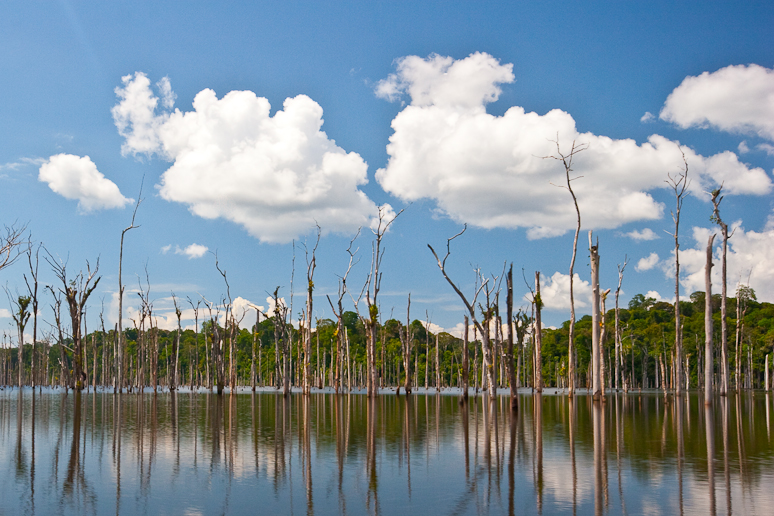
xmin=1 ymin=388 xmax=773 ymax=515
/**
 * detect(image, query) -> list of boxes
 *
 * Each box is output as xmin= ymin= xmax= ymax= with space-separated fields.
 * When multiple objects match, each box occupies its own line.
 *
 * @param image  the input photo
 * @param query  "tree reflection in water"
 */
xmin=1 ymin=390 xmax=774 ymax=515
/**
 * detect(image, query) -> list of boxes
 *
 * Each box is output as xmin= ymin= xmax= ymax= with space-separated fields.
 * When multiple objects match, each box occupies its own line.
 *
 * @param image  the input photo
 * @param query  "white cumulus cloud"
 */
xmin=38 ymin=154 xmax=132 ymax=212
xmin=375 ymin=54 xmax=771 ymax=239
xmin=623 ymin=228 xmax=659 ymax=241
xmin=635 ymin=252 xmax=660 ymax=272
xmin=526 ymin=272 xmax=592 ymax=311
xmin=679 ymin=220 xmax=774 ymax=302
xmin=660 ymin=64 xmax=774 ymax=141
xmin=113 ymin=72 xmax=379 ymax=243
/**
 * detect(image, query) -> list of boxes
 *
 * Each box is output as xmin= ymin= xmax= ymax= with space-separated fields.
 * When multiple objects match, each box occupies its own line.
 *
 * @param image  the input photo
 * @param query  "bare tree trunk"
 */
xmin=668 ymin=153 xmax=689 ymax=396
xmin=303 ymin=228 xmax=319 ymax=395
xmin=590 ymin=232 xmax=601 ymax=400
xmin=711 ymin=188 xmax=730 ymax=396
xmin=462 ymin=315 xmax=469 ymax=401
xmin=705 ymin=234 xmax=716 ymax=405
xmin=614 ymin=259 xmax=627 ymax=391
xmin=545 ymin=139 xmax=587 ymax=397
xmin=25 ymin=245 xmax=40 ymax=388
xmin=506 ymin=266 xmax=517 ymax=410
xmin=535 ymin=271 xmax=543 ymax=394
xmin=252 ymin=308 xmax=259 ymax=392
xmin=401 ymin=295 xmax=413 ymax=395
xmin=117 ymin=188 xmax=142 ymax=393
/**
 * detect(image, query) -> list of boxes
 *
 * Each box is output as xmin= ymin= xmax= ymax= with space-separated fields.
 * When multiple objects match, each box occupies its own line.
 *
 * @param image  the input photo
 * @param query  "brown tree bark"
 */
xmin=704 ymin=234 xmax=716 ymax=405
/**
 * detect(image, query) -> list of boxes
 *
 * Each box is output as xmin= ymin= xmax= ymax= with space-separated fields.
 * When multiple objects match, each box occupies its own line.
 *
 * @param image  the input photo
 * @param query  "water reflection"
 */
xmin=1 ymin=390 xmax=774 ymax=515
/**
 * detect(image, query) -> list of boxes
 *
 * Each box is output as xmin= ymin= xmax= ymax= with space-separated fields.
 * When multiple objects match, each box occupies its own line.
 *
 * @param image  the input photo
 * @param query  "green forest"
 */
xmin=3 ymin=285 xmax=772 ymax=393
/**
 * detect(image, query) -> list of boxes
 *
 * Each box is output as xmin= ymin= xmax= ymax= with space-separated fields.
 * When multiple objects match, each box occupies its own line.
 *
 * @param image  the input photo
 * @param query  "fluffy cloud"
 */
xmin=162 ymin=243 xmax=209 ymax=259
xmin=660 ymin=64 xmax=774 ymax=141
xmin=525 ymin=271 xmax=592 ymax=311
xmin=113 ymin=72 xmax=379 ymax=243
xmin=38 ymin=154 xmax=132 ymax=212
xmin=376 ymin=54 xmax=772 ymax=238
xmin=636 ymin=252 xmax=660 ymax=272
xmin=623 ymin=228 xmax=659 ymax=241
xmin=678 ymin=220 xmax=774 ymax=302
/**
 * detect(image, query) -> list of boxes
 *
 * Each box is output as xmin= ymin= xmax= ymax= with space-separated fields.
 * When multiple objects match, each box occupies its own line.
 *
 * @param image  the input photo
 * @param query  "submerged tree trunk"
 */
xmin=590 ymin=232 xmax=602 ymax=399
xmin=705 ymin=234 xmax=716 ymax=405
xmin=462 ymin=315 xmax=469 ymax=401
xmin=668 ymin=153 xmax=689 ymax=396
xmin=401 ymin=295 xmax=413 ymax=395
xmin=535 ymin=271 xmax=543 ymax=394
xmin=711 ymin=188 xmax=730 ymax=396
xmin=506 ymin=265 xmax=518 ymax=411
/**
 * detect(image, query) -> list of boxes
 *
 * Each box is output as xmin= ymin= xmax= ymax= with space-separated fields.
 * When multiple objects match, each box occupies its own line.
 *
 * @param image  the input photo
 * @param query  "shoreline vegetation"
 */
xmin=2 ymin=289 xmax=772 ymax=396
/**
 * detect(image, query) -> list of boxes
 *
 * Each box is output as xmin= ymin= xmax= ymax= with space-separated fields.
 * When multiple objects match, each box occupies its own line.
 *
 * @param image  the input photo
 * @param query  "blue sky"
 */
xmin=1 ymin=0 xmax=773 ymax=337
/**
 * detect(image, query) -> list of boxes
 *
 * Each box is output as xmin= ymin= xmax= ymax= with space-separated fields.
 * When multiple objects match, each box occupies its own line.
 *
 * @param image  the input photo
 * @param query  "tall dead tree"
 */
xmin=117 ymin=186 xmax=142 ymax=393
xmin=534 ymin=272 xmax=543 ymax=393
xmin=251 ymin=306 xmax=261 ymax=392
xmin=272 ymin=287 xmax=291 ymax=396
xmin=214 ymin=254 xmax=235 ymax=391
xmin=710 ymin=187 xmax=731 ymax=396
xmin=187 ymin=296 xmax=202 ymax=389
xmin=589 ymin=231 xmax=601 ymax=399
xmin=545 ymin=138 xmax=588 ymax=397
xmin=6 ymin=290 xmax=31 ymax=387
xmin=171 ymin=294 xmax=182 ymax=391
xmin=48 ymin=256 xmax=100 ymax=391
xmin=704 ymin=234 xmax=716 ymax=405
xmin=614 ymin=257 xmax=628 ymax=391
xmin=462 ymin=315 xmax=470 ymax=400
xmin=302 ymin=226 xmax=321 ymax=395
xmin=397 ymin=294 xmax=414 ymax=395
xmin=666 ymin=151 xmax=689 ymax=395
xmin=505 ymin=265 xmax=518 ymax=411
xmin=0 ymin=223 xmax=27 ymax=272
xmin=327 ymin=230 xmax=360 ymax=394
xmin=24 ymin=243 xmax=40 ymax=387
xmin=362 ymin=206 xmax=403 ymax=397
xmin=428 ymin=226 xmax=497 ymax=400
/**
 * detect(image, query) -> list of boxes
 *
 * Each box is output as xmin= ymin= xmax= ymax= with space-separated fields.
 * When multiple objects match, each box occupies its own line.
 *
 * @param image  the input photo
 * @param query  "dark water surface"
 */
xmin=2 ymin=388 xmax=773 ymax=515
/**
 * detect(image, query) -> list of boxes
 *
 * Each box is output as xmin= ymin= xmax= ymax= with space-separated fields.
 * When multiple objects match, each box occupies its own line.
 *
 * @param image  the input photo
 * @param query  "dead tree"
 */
xmin=214 ymin=253 xmax=235 ymax=391
xmin=534 ymin=272 xmax=543 ymax=393
xmin=302 ymin=225 xmax=321 ymax=395
xmin=171 ymin=293 xmax=182 ymax=391
xmin=666 ymin=151 xmax=689 ymax=395
xmin=397 ymin=294 xmax=414 ymax=395
xmin=5 ymin=290 xmax=31 ymax=387
xmin=428 ymin=226 xmax=496 ymax=400
xmin=272 ymin=287 xmax=290 ymax=397
xmin=711 ymin=186 xmax=732 ymax=396
xmin=362 ymin=206 xmax=403 ymax=397
xmin=461 ymin=315 xmax=470 ymax=400
xmin=614 ymin=257 xmax=628 ymax=391
xmin=0 ymin=223 xmax=27 ymax=272
xmin=327 ymin=229 xmax=360 ymax=394
xmin=505 ymin=265 xmax=518 ymax=411
xmin=704 ymin=234 xmax=716 ymax=405
xmin=187 ymin=296 xmax=202 ymax=389
xmin=24 ymin=243 xmax=41 ymax=387
xmin=589 ymin=231 xmax=602 ymax=400
xmin=545 ymin=138 xmax=587 ymax=397
xmin=117 ymin=186 xmax=142 ymax=393
xmin=599 ymin=288 xmax=610 ymax=394
xmin=48 ymin=255 xmax=100 ymax=391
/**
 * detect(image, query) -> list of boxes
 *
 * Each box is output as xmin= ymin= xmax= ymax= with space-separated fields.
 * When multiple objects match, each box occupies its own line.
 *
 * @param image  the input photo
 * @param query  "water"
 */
xmin=1 ymin=388 xmax=773 ymax=515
